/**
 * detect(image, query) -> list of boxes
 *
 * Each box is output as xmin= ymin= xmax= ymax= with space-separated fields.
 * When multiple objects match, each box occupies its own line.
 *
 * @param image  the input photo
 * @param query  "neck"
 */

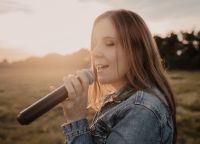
xmin=109 ymin=78 xmax=128 ymax=93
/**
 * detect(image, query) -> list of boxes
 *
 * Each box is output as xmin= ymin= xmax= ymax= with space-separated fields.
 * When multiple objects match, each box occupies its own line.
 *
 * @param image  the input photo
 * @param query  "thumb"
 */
xmin=49 ymin=85 xmax=56 ymax=92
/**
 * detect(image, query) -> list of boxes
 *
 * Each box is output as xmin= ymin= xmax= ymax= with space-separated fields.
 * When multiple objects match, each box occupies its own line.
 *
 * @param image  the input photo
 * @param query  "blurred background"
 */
xmin=0 ymin=0 xmax=199 ymax=144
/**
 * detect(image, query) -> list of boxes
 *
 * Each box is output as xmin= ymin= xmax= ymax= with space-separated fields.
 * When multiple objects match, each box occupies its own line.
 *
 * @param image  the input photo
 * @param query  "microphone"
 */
xmin=17 ymin=69 xmax=95 ymax=125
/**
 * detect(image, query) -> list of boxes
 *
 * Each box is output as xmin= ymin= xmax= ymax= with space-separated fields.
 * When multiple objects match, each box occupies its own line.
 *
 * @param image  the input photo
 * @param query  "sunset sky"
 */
xmin=0 ymin=0 xmax=199 ymax=62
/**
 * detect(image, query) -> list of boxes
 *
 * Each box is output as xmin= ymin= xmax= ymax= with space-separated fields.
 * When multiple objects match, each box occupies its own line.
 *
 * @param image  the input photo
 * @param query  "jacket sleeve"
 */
xmin=106 ymin=104 xmax=161 ymax=144
xmin=62 ymin=118 xmax=95 ymax=144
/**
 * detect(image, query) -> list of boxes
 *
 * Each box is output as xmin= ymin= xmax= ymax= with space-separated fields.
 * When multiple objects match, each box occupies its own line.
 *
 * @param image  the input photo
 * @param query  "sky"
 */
xmin=0 ymin=0 xmax=199 ymax=62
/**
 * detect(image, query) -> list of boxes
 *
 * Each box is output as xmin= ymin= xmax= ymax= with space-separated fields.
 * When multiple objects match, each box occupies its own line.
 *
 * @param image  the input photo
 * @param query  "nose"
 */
xmin=90 ymin=47 xmax=104 ymax=58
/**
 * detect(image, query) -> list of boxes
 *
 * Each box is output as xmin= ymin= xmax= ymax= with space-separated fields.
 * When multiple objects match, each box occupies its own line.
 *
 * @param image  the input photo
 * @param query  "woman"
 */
xmin=61 ymin=9 xmax=177 ymax=144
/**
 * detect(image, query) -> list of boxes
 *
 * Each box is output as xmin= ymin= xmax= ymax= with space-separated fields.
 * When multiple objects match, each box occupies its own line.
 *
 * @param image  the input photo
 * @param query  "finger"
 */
xmin=76 ymin=70 xmax=90 ymax=90
xmin=70 ymin=75 xmax=83 ymax=100
xmin=63 ymin=75 xmax=76 ymax=100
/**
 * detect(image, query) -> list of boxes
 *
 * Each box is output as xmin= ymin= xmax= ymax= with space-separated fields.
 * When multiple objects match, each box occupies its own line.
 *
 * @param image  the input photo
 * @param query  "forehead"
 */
xmin=92 ymin=18 xmax=117 ymax=41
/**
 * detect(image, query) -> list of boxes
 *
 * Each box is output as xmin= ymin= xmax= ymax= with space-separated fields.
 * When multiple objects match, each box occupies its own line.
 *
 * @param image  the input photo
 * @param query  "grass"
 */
xmin=0 ymin=67 xmax=199 ymax=144
xmin=168 ymin=70 xmax=200 ymax=144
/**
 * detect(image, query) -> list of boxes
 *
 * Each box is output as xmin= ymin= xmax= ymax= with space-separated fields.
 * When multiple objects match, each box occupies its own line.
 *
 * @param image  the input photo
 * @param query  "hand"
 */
xmin=61 ymin=70 xmax=90 ymax=124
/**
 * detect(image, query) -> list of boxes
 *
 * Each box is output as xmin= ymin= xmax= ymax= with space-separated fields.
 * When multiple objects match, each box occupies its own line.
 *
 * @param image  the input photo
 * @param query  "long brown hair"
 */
xmin=88 ymin=9 xmax=177 ymax=144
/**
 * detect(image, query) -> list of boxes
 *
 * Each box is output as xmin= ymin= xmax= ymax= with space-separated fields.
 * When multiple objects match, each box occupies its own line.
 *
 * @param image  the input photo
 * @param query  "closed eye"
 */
xmin=106 ymin=43 xmax=115 ymax=46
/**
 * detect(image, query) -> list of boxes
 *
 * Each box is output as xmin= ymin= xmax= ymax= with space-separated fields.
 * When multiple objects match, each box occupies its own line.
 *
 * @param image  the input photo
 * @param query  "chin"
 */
xmin=98 ymin=77 xmax=116 ymax=84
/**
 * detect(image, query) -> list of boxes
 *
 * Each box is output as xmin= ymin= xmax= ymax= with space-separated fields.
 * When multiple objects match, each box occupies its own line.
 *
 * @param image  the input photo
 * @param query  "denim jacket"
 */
xmin=62 ymin=84 xmax=174 ymax=144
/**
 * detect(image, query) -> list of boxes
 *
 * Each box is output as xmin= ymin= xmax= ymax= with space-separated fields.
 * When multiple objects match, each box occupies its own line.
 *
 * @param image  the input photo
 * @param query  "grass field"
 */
xmin=0 ymin=67 xmax=199 ymax=144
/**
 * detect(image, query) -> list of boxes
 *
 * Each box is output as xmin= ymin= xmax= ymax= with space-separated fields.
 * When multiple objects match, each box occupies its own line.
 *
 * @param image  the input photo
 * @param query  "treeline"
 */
xmin=154 ymin=30 xmax=200 ymax=70
xmin=0 ymin=30 xmax=199 ymax=70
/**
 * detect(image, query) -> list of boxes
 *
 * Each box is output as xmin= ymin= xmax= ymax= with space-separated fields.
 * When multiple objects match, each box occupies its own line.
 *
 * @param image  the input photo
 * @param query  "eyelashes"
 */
xmin=105 ymin=42 xmax=115 ymax=46
xmin=91 ymin=40 xmax=116 ymax=49
xmin=92 ymin=43 xmax=115 ymax=49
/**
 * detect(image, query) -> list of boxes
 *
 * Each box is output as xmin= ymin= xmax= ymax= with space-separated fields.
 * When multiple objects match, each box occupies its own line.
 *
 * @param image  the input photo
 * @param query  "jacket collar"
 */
xmin=103 ymin=83 xmax=135 ymax=106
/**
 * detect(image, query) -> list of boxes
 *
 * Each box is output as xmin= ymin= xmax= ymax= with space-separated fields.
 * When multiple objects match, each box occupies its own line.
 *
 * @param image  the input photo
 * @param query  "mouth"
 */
xmin=96 ymin=64 xmax=109 ymax=71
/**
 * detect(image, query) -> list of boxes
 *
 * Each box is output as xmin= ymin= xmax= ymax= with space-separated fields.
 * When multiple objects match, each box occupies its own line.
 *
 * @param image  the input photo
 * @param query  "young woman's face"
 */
xmin=90 ymin=18 xmax=129 ymax=89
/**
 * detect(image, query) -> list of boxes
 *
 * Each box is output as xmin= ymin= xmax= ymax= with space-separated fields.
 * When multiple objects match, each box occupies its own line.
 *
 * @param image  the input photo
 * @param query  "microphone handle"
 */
xmin=17 ymin=85 xmax=68 ymax=125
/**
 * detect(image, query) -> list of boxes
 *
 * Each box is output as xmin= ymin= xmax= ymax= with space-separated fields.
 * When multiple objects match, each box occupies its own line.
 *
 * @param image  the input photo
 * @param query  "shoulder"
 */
xmin=113 ymin=88 xmax=174 ymax=143
xmin=117 ymin=87 xmax=172 ymax=125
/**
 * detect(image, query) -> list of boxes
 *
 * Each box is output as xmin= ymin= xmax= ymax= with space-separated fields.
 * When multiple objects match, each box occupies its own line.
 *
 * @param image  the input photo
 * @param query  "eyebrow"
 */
xmin=92 ymin=36 xmax=116 ymax=45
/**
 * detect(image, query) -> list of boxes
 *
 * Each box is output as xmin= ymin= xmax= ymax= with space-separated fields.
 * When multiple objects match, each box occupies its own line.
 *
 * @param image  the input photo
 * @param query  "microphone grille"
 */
xmin=83 ymin=69 xmax=96 ymax=84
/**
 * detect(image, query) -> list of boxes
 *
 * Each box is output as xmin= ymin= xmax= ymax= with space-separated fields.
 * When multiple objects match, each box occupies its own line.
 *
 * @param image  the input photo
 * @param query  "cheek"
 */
xmin=116 ymin=50 xmax=129 ymax=74
xmin=98 ymin=58 xmax=128 ymax=84
xmin=96 ymin=48 xmax=129 ymax=84
xmin=117 ymin=59 xmax=129 ymax=77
